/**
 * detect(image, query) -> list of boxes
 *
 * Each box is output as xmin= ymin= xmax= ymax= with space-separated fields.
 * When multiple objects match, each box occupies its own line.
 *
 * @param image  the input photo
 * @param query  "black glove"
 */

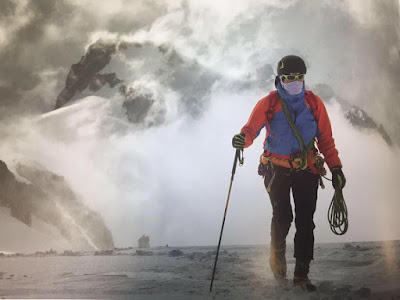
xmin=232 ymin=133 xmax=246 ymax=149
xmin=331 ymin=166 xmax=346 ymax=190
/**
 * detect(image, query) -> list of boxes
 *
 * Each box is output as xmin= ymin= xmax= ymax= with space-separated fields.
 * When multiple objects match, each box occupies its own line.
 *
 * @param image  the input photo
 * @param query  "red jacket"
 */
xmin=240 ymin=90 xmax=342 ymax=169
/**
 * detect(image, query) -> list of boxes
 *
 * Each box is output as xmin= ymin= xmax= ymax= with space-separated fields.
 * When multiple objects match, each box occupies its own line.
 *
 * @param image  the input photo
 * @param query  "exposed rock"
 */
xmin=118 ymin=42 xmax=219 ymax=127
xmin=114 ymin=247 xmax=133 ymax=251
xmin=51 ymin=37 xmax=396 ymax=148
xmin=94 ymin=249 xmax=114 ymax=256
xmin=16 ymin=161 xmax=114 ymax=251
xmin=135 ymin=250 xmax=154 ymax=256
xmin=55 ymin=39 xmax=127 ymax=109
xmin=168 ymin=249 xmax=183 ymax=257
xmin=0 ymin=159 xmax=114 ymax=251
xmin=9 ymin=253 xmax=23 ymax=257
xmin=46 ymin=249 xmax=57 ymax=255
xmin=33 ymin=249 xmax=57 ymax=256
xmin=343 ymin=105 xmax=380 ymax=131
xmin=121 ymin=90 xmax=156 ymax=124
xmin=89 ymin=73 xmax=122 ymax=92
xmin=0 ymin=160 xmax=33 ymax=226
xmin=138 ymin=235 xmax=150 ymax=248
xmin=62 ymin=250 xmax=79 ymax=256
xmin=377 ymin=124 xmax=393 ymax=146
xmin=312 ymin=83 xmax=393 ymax=146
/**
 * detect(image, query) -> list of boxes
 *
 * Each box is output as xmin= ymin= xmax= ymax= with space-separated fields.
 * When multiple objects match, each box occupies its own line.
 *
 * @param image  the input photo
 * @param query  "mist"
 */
xmin=1 ymin=0 xmax=399 ymax=248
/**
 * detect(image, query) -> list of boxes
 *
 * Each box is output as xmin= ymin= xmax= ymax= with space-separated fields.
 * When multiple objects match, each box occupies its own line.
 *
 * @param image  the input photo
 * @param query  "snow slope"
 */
xmin=0 ymin=207 xmax=71 ymax=254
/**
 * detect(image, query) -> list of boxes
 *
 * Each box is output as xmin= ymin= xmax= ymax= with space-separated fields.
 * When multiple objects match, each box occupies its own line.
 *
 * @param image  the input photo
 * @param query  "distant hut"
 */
xmin=138 ymin=235 xmax=150 ymax=248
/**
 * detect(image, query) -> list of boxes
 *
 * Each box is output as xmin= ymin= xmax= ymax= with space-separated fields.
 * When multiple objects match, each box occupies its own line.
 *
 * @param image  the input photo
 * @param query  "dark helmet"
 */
xmin=277 ymin=55 xmax=307 ymax=75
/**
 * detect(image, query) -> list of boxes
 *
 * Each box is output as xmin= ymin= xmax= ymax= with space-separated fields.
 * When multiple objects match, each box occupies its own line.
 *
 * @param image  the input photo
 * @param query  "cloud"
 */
xmin=0 ymin=0 xmax=168 ymax=121
xmin=1 ymin=0 xmax=399 ymax=130
xmin=0 ymin=0 xmax=399 ymax=247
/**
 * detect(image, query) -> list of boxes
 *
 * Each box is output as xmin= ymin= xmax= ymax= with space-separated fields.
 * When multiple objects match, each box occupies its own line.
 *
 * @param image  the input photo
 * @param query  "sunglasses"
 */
xmin=281 ymin=74 xmax=305 ymax=81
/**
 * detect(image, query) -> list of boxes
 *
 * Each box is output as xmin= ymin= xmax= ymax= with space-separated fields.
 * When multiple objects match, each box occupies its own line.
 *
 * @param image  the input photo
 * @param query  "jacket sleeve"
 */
xmin=314 ymin=94 xmax=342 ymax=169
xmin=240 ymin=96 xmax=269 ymax=148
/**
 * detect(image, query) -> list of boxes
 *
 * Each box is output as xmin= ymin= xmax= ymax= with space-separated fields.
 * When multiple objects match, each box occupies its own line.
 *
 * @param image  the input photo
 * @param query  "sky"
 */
xmin=0 ymin=0 xmax=400 ymax=247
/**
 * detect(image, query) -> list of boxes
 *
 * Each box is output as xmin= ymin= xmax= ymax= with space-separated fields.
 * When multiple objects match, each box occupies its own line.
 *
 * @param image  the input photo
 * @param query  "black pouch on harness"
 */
xmin=259 ymin=160 xmax=276 ymax=193
xmin=258 ymin=159 xmax=272 ymax=177
xmin=258 ymin=162 xmax=265 ymax=176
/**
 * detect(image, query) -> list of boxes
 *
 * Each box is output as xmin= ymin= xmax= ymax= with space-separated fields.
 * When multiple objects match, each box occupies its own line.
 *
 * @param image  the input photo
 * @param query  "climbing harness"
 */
xmin=261 ymin=151 xmax=320 ymax=170
xmin=262 ymin=95 xmax=326 ymax=185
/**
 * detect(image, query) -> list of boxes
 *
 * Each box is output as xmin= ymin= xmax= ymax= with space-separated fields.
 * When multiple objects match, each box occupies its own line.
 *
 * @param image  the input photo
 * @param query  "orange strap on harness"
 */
xmin=261 ymin=155 xmax=316 ymax=169
xmin=261 ymin=152 xmax=326 ymax=175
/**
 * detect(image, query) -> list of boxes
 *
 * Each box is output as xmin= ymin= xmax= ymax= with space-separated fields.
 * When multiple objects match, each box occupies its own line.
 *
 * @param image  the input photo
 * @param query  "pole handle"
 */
xmin=231 ymin=149 xmax=244 ymax=179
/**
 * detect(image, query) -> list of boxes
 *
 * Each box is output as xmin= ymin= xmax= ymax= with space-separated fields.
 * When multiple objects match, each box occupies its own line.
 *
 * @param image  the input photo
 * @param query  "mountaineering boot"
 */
xmin=293 ymin=260 xmax=316 ymax=292
xmin=293 ymin=276 xmax=317 ymax=292
xmin=272 ymin=264 xmax=288 ymax=290
xmin=270 ymin=245 xmax=288 ymax=290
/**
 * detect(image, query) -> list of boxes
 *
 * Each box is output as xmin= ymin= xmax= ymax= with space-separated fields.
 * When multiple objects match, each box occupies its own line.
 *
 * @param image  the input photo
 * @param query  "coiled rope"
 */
xmin=327 ymin=188 xmax=348 ymax=235
xmin=317 ymin=164 xmax=348 ymax=235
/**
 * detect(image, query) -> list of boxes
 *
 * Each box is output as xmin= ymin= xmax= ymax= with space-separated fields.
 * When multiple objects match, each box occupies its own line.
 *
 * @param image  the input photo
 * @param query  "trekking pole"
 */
xmin=210 ymin=149 xmax=244 ymax=292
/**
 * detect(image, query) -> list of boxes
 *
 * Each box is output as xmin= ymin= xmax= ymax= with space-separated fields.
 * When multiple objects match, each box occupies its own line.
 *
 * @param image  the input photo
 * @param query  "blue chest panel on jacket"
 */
xmin=265 ymin=99 xmax=319 ymax=155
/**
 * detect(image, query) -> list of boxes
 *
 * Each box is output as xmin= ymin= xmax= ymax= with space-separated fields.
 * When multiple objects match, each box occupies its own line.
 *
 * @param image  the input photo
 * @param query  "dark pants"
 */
xmin=264 ymin=166 xmax=319 ymax=279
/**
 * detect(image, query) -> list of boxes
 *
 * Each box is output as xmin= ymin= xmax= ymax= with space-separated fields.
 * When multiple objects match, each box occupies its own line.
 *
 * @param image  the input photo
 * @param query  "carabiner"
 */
xmin=238 ymin=149 xmax=244 ymax=166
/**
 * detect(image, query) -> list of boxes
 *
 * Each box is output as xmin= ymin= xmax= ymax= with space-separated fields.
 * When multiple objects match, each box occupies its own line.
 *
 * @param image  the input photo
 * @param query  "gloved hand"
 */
xmin=331 ymin=166 xmax=346 ymax=190
xmin=232 ymin=133 xmax=246 ymax=149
